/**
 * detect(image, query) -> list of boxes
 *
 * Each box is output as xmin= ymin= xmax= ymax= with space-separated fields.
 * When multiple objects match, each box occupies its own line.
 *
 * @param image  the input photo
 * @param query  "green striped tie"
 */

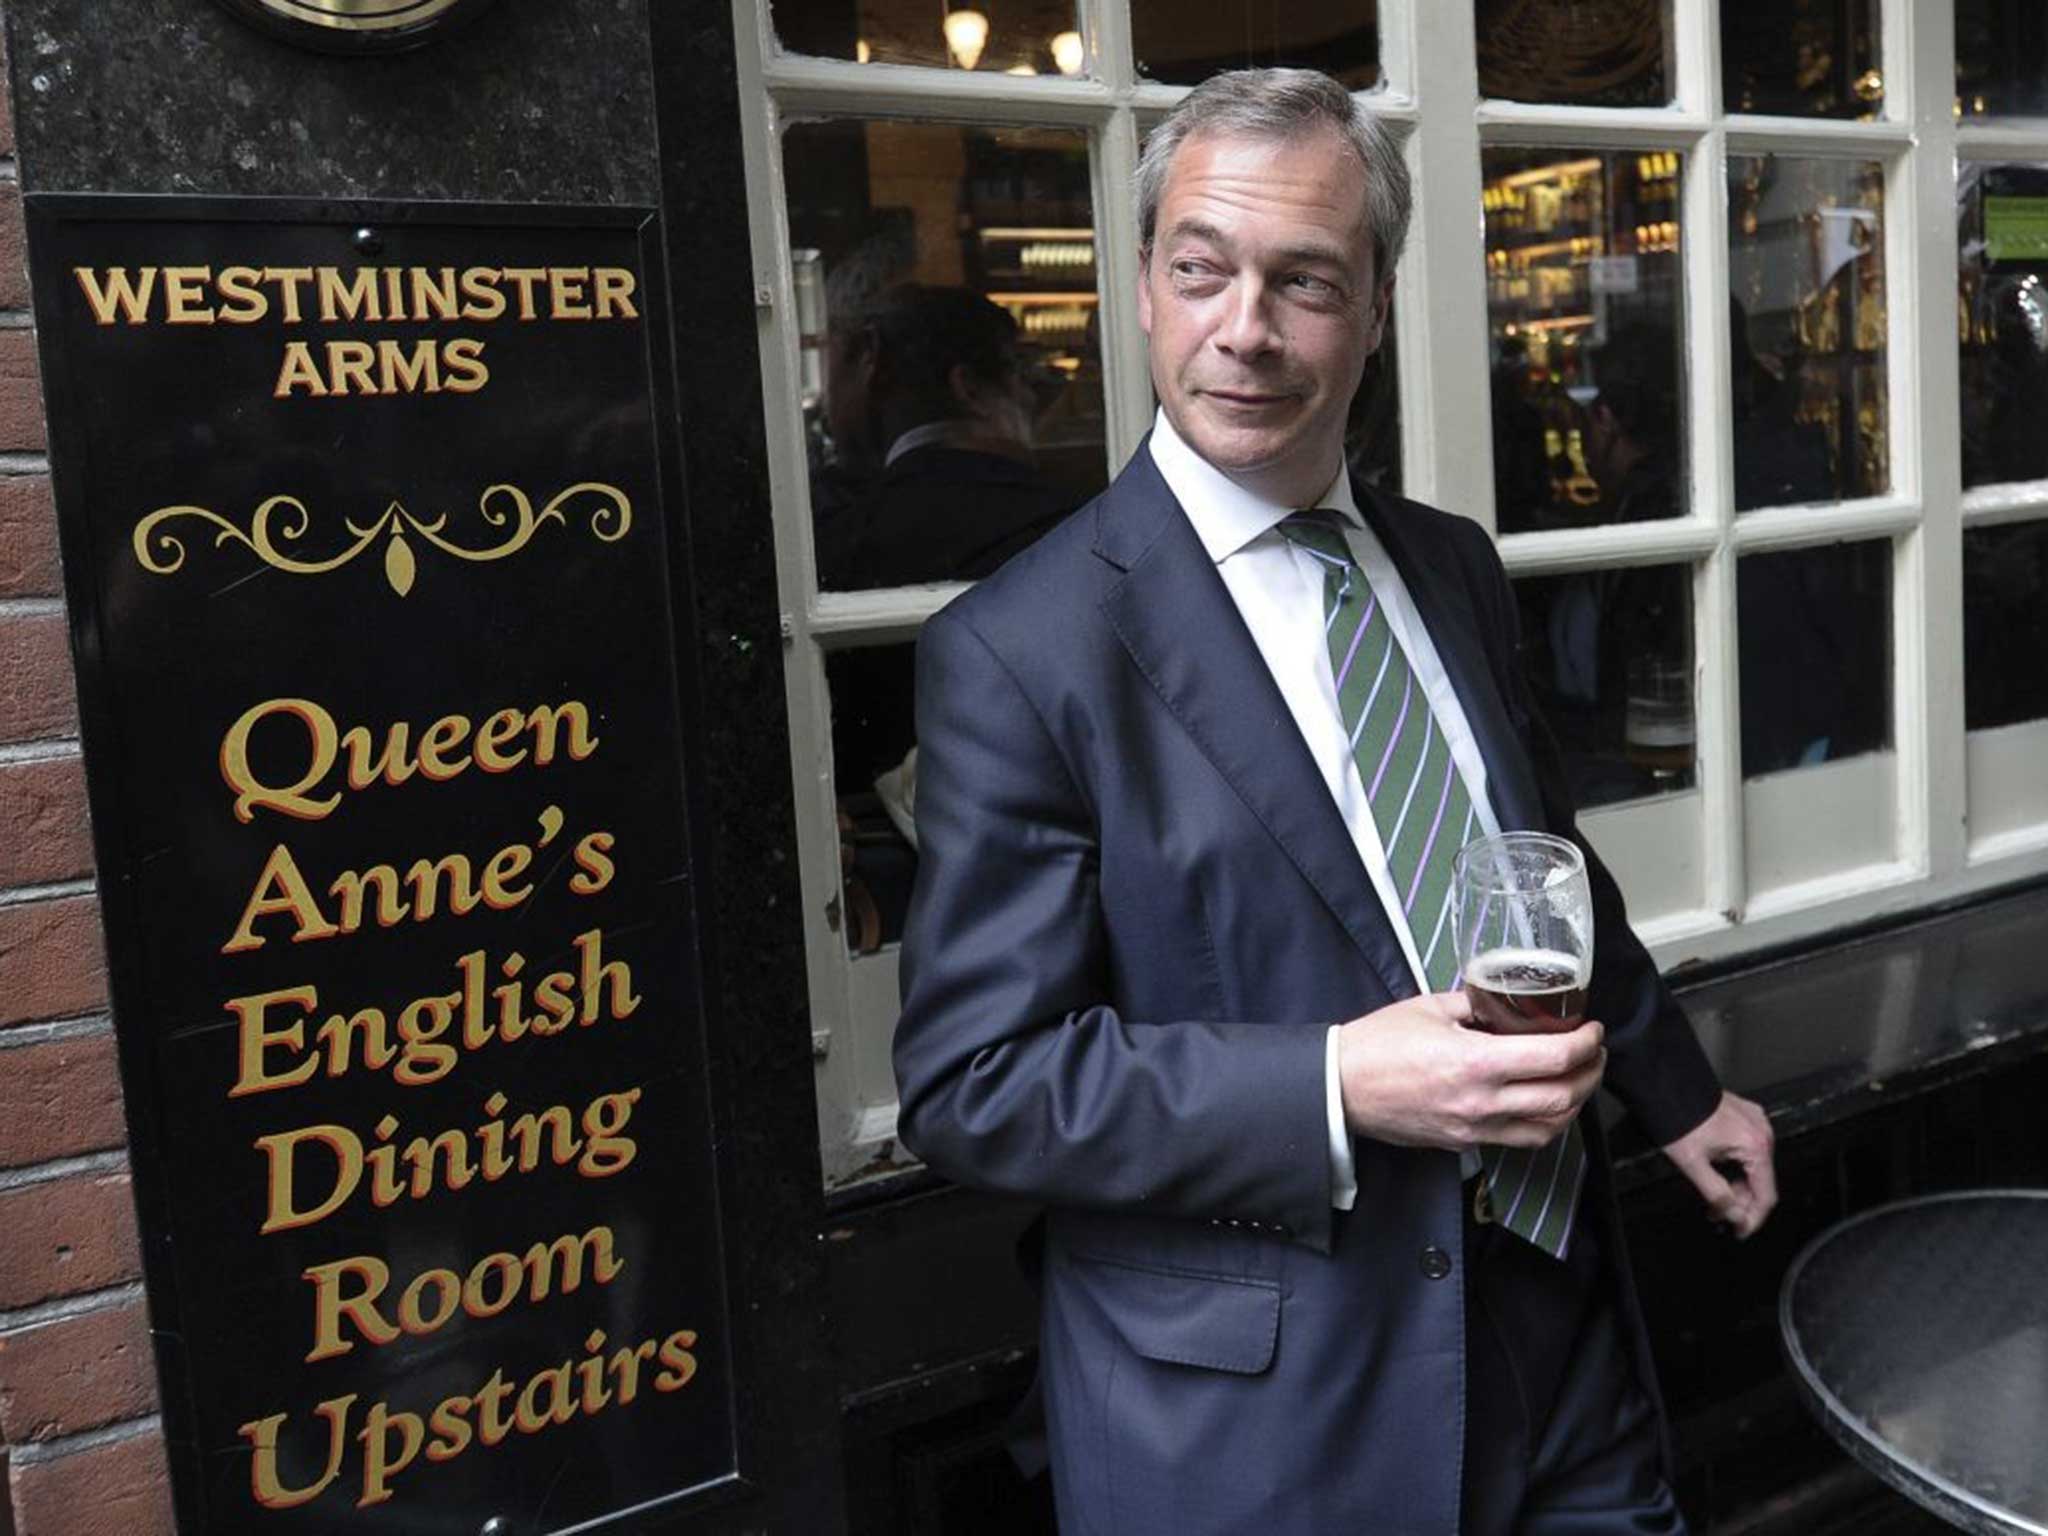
xmin=1284 ymin=512 xmax=1586 ymax=1259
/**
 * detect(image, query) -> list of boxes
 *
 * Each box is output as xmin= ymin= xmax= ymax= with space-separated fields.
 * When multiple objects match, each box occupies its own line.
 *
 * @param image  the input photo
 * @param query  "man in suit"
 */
xmin=893 ymin=68 xmax=1775 ymax=1536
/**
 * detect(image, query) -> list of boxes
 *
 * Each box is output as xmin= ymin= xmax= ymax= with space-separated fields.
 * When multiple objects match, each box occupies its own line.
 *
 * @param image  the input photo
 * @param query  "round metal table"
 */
xmin=1781 ymin=1191 xmax=2048 ymax=1535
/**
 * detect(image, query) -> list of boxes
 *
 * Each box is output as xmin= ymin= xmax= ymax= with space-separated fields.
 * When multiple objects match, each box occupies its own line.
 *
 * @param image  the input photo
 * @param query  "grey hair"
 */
xmin=1135 ymin=68 xmax=1413 ymax=283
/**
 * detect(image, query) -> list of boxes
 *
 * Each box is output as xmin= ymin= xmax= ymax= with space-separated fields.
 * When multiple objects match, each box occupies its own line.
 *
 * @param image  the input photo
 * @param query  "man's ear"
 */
xmin=851 ymin=325 xmax=884 ymax=387
xmin=1367 ymin=276 xmax=1396 ymax=352
xmin=1136 ymin=244 xmax=1154 ymax=337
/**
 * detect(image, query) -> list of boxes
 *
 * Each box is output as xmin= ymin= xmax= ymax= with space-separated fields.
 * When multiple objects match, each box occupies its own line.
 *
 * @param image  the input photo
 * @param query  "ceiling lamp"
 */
xmin=1050 ymin=29 xmax=1083 ymax=76
xmin=943 ymin=7 xmax=989 ymax=70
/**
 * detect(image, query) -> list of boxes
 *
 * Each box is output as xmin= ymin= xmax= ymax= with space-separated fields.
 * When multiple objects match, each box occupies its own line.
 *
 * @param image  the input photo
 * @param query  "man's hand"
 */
xmin=1336 ymin=993 xmax=1605 ymax=1151
xmin=1660 ymin=1091 xmax=1777 ymax=1238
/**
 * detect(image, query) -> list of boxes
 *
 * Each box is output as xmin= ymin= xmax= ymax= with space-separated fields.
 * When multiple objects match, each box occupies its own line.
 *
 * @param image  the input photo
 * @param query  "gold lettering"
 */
xmin=592 ymin=267 xmax=639 ymax=319
xmin=458 ymin=267 xmax=506 ymax=321
xmin=355 ymin=1400 xmax=425 ymax=1508
xmin=225 ymin=843 xmax=340 ymax=954
xmin=302 ymin=1254 xmax=398 ymax=1363
xmin=228 ymin=983 xmax=323 ymax=1097
xmin=325 ymin=340 xmax=378 ymax=395
xmin=410 ymin=266 xmax=458 ymax=321
xmin=414 ymin=713 xmax=470 ymax=781
xmin=220 ymin=696 xmax=342 ymax=823
xmin=568 ymin=831 xmax=616 ymax=895
xmin=273 ymin=340 xmax=329 ymax=398
xmin=329 ymin=862 xmax=409 ymax=931
xmin=548 ymin=266 xmax=592 ymax=319
xmin=262 ymin=266 xmax=314 ymax=323
xmin=317 ymin=267 xmax=381 ymax=323
xmin=375 ymin=337 xmax=442 ymax=394
xmin=655 ymin=1329 xmax=701 ymax=1391
xmin=255 ymin=1121 xmax=361 ymax=1234
xmin=161 ymin=266 xmax=215 ymax=325
xmin=73 ymin=266 xmax=156 ymax=325
xmin=471 ymin=709 xmax=525 ymax=773
xmin=442 ymin=336 xmax=488 ymax=392
xmin=239 ymin=1396 xmax=353 ymax=1510
xmin=500 ymin=266 xmax=547 ymax=320
xmin=215 ymin=265 xmax=268 ymax=323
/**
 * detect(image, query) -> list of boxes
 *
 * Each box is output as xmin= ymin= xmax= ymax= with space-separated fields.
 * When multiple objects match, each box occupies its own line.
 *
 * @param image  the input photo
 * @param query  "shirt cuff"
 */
xmin=1326 ymin=1024 xmax=1357 ymax=1211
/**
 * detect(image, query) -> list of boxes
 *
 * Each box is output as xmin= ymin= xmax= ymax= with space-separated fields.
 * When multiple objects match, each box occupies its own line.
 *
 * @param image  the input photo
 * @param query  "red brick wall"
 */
xmin=0 ymin=21 xmax=175 ymax=1536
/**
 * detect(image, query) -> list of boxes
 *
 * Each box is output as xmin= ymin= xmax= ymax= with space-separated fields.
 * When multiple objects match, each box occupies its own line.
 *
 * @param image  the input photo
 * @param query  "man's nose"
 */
xmin=1213 ymin=277 xmax=1278 ymax=358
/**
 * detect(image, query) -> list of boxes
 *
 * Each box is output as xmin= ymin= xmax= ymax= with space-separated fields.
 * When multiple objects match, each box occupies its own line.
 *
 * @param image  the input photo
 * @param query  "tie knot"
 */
xmin=1281 ymin=509 xmax=1353 ymax=568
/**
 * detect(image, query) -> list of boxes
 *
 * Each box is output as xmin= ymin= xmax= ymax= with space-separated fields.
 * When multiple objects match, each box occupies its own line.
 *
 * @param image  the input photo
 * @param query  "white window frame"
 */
xmin=731 ymin=0 xmax=2048 ymax=1191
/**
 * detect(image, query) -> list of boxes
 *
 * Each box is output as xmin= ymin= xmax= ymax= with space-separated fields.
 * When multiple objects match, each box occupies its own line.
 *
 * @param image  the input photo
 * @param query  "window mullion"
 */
xmin=729 ymin=0 xmax=865 ymax=1176
xmin=1906 ymin=0 xmax=1967 ymax=881
xmin=1094 ymin=111 xmax=1153 ymax=468
xmin=1408 ymin=0 xmax=1493 ymax=527
xmin=1687 ymin=108 xmax=1745 ymax=923
xmin=1669 ymin=0 xmax=1720 ymax=119
xmin=1085 ymin=0 xmax=1135 ymax=93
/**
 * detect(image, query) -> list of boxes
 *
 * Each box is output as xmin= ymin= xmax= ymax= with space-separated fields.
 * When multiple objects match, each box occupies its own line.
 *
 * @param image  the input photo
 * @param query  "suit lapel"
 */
xmin=1095 ymin=451 xmax=1418 ymax=1002
xmin=1358 ymin=488 xmax=1545 ymax=834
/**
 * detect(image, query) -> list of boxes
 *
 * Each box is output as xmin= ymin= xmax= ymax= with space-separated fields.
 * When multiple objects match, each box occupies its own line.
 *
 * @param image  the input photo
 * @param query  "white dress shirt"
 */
xmin=1146 ymin=410 xmax=1501 ymax=1208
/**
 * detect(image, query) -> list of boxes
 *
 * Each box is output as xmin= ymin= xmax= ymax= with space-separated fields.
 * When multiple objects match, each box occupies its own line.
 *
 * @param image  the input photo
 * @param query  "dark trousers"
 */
xmin=1460 ymin=1195 xmax=1686 ymax=1536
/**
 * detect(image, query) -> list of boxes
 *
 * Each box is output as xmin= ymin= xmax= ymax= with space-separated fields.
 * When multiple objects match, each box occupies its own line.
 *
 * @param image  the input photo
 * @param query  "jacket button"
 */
xmin=1420 ymin=1245 xmax=1453 ymax=1280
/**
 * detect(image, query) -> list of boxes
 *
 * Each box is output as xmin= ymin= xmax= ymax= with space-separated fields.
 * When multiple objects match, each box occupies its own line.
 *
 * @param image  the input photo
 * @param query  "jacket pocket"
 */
xmin=1069 ymin=1251 xmax=1279 ymax=1375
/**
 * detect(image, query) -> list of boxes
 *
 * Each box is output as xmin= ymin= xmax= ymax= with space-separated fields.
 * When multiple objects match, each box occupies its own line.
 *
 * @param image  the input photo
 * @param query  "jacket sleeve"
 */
xmin=1464 ymin=524 xmax=1725 ymax=1149
xmin=892 ymin=602 xmax=1338 ymax=1250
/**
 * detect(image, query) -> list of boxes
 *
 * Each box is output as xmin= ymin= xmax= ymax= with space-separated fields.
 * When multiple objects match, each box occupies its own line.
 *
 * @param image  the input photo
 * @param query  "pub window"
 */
xmin=734 ymin=0 xmax=2048 ymax=1189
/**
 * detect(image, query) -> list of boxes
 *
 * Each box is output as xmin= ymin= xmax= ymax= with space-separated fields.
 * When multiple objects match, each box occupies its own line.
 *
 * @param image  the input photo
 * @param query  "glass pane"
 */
xmin=1723 ymin=1 xmax=1883 ymax=118
xmin=1483 ymin=147 xmax=1687 ymax=535
xmin=1958 ymin=164 xmax=2048 ymax=489
xmin=828 ymin=643 xmax=919 ymax=955
xmin=784 ymin=120 xmax=1106 ymax=591
xmin=1965 ymin=520 xmax=2048 ymax=732
xmin=1728 ymin=156 xmax=1889 ymax=511
xmin=1476 ymin=0 xmax=1670 ymax=108
xmin=773 ymin=0 xmax=1084 ymax=76
xmin=1957 ymin=0 xmax=2048 ymax=119
xmin=1513 ymin=563 xmax=1695 ymax=810
xmin=1738 ymin=542 xmax=1891 ymax=778
xmin=1132 ymin=1 xmax=1379 ymax=88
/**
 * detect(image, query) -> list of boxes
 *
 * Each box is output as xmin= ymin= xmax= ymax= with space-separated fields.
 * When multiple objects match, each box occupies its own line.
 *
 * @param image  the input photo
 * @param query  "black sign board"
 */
xmin=28 ymin=197 xmax=736 ymax=1533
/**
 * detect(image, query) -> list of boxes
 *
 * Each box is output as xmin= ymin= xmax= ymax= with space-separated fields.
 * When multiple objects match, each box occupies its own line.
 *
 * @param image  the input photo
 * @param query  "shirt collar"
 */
xmin=1146 ymin=407 xmax=1362 ymax=565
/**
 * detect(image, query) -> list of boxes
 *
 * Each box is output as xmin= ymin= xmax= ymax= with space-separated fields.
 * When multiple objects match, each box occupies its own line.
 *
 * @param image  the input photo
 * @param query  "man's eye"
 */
xmin=1171 ymin=259 xmax=1215 ymax=280
xmin=1288 ymin=273 xmax=1337 ymax=297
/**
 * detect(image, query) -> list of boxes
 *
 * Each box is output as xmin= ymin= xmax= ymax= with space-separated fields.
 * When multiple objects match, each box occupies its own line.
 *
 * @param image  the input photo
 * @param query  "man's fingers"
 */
xmin=1490 ymin=1053 xmax=1604 ymax=1125
xmin=1433 ymin=989 xmax=1476 ymax=1026
xmin=1678 ymin=1152 xmax=1743 ymax=1228
xmin=1486 ymin=1019 xmax=1605 ymax=1081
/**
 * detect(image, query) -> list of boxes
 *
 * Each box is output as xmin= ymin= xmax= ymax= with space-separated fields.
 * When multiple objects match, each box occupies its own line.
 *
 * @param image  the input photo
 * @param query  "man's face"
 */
xmin=1138 ymin=126 xmax=1391 ymax=503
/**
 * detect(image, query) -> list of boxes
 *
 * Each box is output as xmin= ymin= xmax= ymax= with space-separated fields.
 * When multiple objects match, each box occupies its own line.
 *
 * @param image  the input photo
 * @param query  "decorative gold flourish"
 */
xmin=131 ymin=483 xmax=632 ymax=597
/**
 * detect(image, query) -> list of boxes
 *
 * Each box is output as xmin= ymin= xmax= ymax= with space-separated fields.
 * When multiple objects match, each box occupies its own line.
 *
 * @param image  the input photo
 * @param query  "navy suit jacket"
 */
xmin=893 ymin=445 xmax=1723 ymax=1534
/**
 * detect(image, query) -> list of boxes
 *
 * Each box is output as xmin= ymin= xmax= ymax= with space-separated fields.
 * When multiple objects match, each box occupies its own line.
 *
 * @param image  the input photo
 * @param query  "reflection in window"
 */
xmin=1483 ymin=148 xmax=1686 ymax=535
xmin=1476 ymin=0 xmax=1669 ymax=108
xmin=783 ymin=119 xmax=1106 ymax=591
xmin=1728 ymin=156 xmax=1888 ymax=511
xmin=1958 ymin=165 xmax=2048 ymax=489
xmin=1723 ymin=1 xmax=1882 ymax=118
xmin=828 ymin=642 xmax=919 ymax=955
xmin=1515 ymin=564 xmax=1695 ymax=810
xmin=1965 ymin=520 xmax=2048 ymax=732
xmin=1133 ymin=0 xmax=1378 ymax=88
xmin=772 ymin=0 xmax=1083 ymax=76
xmin=1738 ymin=542 xmax=1891 ymax=778
xmin=1957 ymin=0 xmax=2048 ymax=119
